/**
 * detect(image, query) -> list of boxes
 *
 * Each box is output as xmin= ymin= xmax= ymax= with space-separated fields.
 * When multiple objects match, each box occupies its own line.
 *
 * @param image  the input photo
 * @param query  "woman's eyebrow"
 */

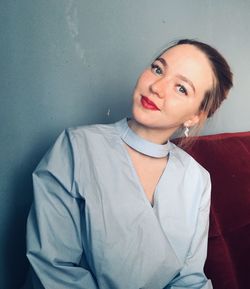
xmin=155 ymin=57 xmax=167 ymax=67
xmin=155 ymin=57 xmax=196 ymax=93
xmin=176 ymin=74 xmax=196 ymax=93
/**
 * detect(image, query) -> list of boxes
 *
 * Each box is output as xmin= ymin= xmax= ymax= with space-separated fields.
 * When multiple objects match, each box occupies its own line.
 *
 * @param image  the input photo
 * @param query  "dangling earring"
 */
xmin=184 ymin=126 xmax=189 ymax=137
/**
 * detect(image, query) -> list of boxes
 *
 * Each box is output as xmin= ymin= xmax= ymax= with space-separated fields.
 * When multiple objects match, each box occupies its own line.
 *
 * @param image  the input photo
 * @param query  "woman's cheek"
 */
xmin=139 ymin=71 xmax=153 ymax=86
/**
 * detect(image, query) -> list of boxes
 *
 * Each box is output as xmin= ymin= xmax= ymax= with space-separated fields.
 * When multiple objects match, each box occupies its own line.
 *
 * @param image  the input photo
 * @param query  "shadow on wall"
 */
xmin=2 ymin=180 xmax=31 ymax=289
xmin=1 ymin=141 xmax=51 ymax=289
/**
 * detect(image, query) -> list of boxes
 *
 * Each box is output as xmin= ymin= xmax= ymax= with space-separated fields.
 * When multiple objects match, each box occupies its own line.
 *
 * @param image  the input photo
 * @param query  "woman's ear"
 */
xmin=184 ymin=111 xmax=207 ymax=128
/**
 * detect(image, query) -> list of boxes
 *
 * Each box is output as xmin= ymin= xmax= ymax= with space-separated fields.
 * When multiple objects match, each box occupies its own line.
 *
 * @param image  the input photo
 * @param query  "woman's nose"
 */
xmin=150 ymin=77 xmax=167 ymax=98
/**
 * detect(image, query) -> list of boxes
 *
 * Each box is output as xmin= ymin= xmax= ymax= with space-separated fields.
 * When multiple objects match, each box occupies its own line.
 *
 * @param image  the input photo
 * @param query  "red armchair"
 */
xmin=187 ymin=131 xmax=250 ymax=289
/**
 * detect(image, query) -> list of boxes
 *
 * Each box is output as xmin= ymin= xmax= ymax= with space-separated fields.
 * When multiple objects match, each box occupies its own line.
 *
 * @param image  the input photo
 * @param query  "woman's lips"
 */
xmin=141 ymin=96 xmax=160 ymax=111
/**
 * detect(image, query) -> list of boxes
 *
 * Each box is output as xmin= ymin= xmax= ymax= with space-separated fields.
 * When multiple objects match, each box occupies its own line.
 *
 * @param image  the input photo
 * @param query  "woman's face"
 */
xmin=132 ymin=44 xmax=214 ymax=135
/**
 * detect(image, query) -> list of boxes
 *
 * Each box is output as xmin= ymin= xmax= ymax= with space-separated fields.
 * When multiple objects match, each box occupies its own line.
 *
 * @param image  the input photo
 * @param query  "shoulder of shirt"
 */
xmin=65 ymin=122 xmax=116 ymax=138
xmin=169 ymin=141 xmax=210 ymax=180
xmin=61 ymin=122 xmax=119 ymax=151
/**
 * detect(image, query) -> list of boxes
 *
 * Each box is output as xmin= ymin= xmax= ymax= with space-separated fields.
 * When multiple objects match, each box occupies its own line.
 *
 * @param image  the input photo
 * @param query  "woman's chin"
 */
xmin=132 ymin=106 xmax=158 ymax=124
xmin=131 ymin=113 xmax=158 ymax=130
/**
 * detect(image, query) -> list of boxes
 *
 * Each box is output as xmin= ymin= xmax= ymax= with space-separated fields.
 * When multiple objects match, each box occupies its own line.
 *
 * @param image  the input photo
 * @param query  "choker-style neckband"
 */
xmin=115 ymin=118 xmax=170 ymax=158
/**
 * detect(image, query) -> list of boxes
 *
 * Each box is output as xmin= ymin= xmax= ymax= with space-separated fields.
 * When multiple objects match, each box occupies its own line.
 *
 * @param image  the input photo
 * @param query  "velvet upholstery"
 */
xmin=186 ymin=131 xmax=250 ymax=289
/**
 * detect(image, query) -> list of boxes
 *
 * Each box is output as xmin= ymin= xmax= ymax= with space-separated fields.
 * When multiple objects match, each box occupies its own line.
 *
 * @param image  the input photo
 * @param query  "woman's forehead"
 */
xmin=159 ymin=44 xmax=214 ymax=93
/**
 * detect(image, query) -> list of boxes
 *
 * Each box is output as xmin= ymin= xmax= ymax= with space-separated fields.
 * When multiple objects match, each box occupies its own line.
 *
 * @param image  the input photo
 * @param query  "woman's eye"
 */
xmin=177 ymin=85 xmax=188 ymax=95
xmin=151 ymin=63 xmax=162 ymax=75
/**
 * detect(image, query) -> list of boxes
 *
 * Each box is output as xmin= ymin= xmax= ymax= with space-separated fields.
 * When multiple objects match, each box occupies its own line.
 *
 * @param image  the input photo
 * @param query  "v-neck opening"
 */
xmin=120 ymin=139 xmax=171 ymax=210
xmin=152 ymin=155 xmax=169 ymax=207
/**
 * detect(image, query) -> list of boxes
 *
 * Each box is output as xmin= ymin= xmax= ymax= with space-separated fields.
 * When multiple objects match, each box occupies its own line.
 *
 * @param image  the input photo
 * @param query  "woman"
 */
xmin=26 ymin=39 xmax=233 ymax=289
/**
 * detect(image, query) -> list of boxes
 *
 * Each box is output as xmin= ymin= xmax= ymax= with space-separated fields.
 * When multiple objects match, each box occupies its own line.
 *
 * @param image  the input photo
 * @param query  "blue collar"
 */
xmin=115 ymin=118 xmax=170 ymax=158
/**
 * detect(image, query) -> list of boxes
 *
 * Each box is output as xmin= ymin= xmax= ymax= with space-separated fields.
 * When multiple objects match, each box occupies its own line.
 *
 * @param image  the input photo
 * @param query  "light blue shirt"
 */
xmin=26 ymin=118 xmax=213 ymax=289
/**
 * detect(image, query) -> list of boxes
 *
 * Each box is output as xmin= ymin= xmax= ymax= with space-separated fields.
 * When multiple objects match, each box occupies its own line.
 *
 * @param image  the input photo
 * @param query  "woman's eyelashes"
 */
xmin=151 ymin=63 xmax=163 ymax=75
xmin=177 ymin=84 xmax=188 ymax=95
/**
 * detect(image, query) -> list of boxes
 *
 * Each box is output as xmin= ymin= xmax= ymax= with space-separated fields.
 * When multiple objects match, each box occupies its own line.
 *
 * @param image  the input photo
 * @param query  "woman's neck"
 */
xmin=128 ymin=118 xmax=174 ymax=145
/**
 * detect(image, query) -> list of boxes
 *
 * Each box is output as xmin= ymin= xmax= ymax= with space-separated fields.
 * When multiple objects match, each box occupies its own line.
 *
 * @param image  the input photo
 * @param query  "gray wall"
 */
xmin=1 ymin=0 xmax=250 ymax=288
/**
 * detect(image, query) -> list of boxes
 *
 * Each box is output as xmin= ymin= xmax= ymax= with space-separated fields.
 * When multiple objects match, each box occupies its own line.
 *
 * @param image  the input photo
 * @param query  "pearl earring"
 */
xmin=184 ymin=126 xmax=189 ymax=137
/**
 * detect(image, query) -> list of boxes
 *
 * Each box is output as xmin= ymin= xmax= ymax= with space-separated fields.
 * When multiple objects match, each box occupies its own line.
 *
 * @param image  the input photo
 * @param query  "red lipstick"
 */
xmin=141 ymin=96 xmax=160 ymax=111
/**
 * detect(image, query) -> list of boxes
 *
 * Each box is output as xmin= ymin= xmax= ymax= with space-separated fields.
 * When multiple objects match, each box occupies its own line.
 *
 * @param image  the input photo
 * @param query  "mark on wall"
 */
xmin=65 ymin=0 xmax=86 ymax=63
xmin=106 ymin=108 xmax=111 ymax=117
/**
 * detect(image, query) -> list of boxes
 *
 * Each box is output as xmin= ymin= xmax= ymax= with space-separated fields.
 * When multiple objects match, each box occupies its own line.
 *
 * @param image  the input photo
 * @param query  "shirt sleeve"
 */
xmin=166 ymin=173 xmax=213 ymax=289
xmin=26 ymin=129 xmax=99 ymax=289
